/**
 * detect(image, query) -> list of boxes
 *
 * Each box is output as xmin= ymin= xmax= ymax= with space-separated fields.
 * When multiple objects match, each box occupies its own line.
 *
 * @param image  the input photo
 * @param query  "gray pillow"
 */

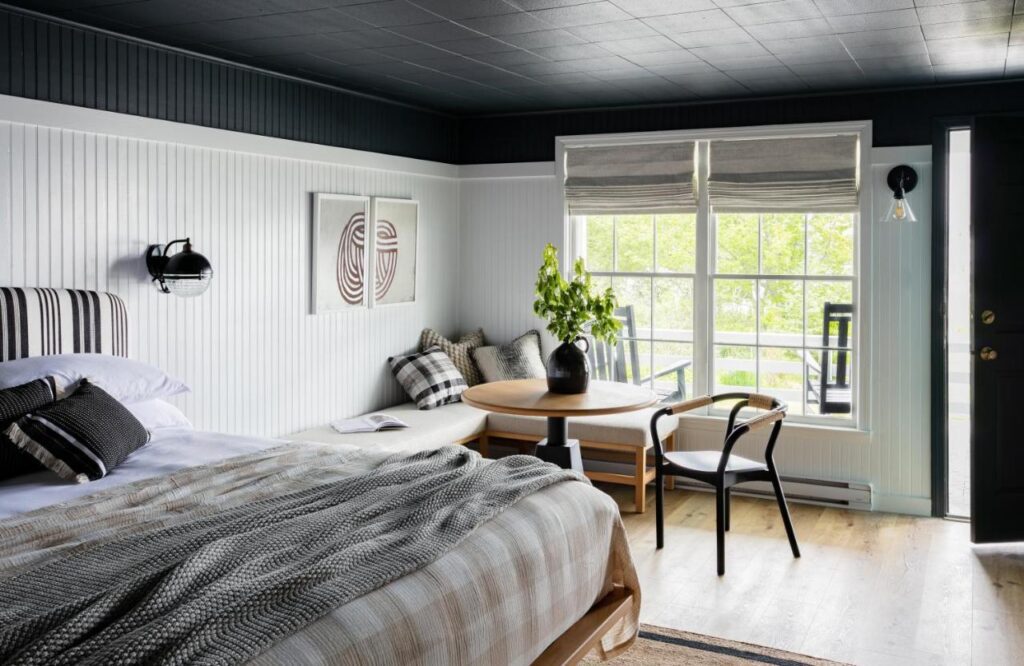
xmin=472 ymin=330 xmax=547 ymax=382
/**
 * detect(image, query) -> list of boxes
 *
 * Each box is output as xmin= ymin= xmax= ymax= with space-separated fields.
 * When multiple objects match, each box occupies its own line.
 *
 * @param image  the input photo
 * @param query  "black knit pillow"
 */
xmin=0 ymin=377 xmax=58 ymax=480
xmin=6 ymin=379 xmax=150 ymax=482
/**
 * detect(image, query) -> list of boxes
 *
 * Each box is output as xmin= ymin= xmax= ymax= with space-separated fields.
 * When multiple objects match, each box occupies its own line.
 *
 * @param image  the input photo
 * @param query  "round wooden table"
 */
xmin=461 ymin=378 xmax=658 ymax=472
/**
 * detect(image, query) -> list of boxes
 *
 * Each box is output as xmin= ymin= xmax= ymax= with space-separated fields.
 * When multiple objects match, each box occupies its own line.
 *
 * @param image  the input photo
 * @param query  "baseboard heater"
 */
xmin=586 ymin=460 xmax=873 ymax=511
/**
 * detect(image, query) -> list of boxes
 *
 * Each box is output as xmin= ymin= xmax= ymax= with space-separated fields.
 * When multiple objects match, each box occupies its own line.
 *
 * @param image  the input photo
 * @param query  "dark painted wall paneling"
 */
xmin=5 ymin=6 xmax=1024 ymax=167
xmin=0 ymin=8 xmax=458 ymax=163
xmin=457 ymin=80 xmax=1024 ymax=164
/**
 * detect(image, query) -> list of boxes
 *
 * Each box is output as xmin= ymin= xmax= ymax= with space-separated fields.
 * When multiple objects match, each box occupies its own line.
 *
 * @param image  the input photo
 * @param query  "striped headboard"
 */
xmin=0 ymin=288 xmax=128 ymax=361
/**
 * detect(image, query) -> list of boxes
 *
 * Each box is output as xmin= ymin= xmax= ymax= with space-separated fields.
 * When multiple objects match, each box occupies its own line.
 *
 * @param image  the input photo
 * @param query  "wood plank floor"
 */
xmin=600 ymin=484 xmax=1024 ymax=666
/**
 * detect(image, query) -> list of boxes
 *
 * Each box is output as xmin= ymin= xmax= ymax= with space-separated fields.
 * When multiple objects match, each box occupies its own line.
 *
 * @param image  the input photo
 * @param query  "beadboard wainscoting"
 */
xmin=0 ymin=97 xmax=461 ymax=437
xmin=457 ymin=149 xmax=932 ymax=513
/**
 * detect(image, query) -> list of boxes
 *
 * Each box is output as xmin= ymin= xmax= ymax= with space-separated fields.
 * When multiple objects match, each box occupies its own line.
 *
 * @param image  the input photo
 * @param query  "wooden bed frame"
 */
xmin=533 ymin=585 xmax=635 ymax=666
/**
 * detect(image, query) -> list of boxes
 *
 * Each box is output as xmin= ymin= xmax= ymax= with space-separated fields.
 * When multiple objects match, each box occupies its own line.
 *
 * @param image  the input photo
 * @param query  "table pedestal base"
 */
xmin=535 ymin=416 xmax=584 ymax=472
xmin=535 ymin=439 xmax=583 ymax=472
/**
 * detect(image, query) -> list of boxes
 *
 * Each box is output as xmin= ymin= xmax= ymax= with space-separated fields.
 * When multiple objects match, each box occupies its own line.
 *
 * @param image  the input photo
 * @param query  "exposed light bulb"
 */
xmin=881 ymin=191 xmax=917 ymax=223
xmin=894 ymin=198 xmax=907 ymax=221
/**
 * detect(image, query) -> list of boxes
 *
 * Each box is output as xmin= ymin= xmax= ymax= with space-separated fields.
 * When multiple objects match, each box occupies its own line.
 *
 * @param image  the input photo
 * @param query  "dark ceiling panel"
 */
xmin=3 ymin=0 xmax=1023 ymax=114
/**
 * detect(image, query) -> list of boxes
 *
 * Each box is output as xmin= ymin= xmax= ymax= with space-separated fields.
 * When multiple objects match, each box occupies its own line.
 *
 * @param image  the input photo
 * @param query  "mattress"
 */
xmin=0 ymin=429 xmax=639 ymax=664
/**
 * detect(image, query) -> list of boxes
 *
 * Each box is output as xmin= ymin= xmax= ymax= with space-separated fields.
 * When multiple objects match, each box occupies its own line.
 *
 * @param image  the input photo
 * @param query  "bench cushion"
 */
xmin=289 ymin=402 xmax=487 ymax=454
xmin=486 ymin=408 xmax=678 ymax=449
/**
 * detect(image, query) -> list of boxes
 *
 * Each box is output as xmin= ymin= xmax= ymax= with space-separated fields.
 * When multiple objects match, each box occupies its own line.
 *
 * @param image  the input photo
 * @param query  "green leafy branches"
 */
xmin=533 ymin=244 xmax=622 ymax=345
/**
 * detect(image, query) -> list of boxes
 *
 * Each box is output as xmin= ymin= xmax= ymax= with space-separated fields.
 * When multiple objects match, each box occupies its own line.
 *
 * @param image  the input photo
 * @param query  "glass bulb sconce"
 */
xmin=881 ymin=165 xmax=918 ymax=223
xmin=145 ymin=238 xmax=213 ymax=297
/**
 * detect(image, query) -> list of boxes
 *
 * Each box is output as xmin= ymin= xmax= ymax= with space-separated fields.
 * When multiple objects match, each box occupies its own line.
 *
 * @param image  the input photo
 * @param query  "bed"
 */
xmin=0 ymin=288 xmax=640 ymax=665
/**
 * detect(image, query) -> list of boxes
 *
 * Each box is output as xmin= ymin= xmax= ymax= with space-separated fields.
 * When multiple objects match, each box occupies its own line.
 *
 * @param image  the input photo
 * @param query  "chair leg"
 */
xmin=724 ymin=487 xmax=731 ymax=531
xmin=770 ymin=469 xmax=800 ymax=559
xmin=478 ymin=434 xmax=490 ymax=458
xmin=655 ymin=466 xmax=665 ymax=549
xmin=663 ymin=434 xmax=676 ymax=490
xmin=634 ymin=448 xmax=647 ymax=513
xmin=715 ymin=485 xmax=727 ymax=576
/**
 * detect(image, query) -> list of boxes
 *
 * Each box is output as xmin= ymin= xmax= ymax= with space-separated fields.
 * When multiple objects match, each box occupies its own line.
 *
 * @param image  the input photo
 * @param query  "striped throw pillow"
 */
xmin=6 ymin=379 xmax=150 ymax=482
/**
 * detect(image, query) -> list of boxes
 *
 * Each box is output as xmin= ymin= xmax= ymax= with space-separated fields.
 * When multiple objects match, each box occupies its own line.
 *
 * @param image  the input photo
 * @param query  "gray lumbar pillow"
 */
xmin=472 ymin=330 xmax=547 ymax=383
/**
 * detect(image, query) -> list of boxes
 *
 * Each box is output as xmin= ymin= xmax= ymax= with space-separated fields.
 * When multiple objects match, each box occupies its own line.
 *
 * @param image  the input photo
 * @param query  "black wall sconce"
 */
xmin=146 ymin=238 xmax=213 ymax=297
xmin=881 ymin=165 xmax=918 ymax=223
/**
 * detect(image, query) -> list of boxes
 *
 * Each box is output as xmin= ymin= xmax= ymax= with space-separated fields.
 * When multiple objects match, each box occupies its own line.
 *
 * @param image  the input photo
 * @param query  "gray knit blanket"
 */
xmin=0 ymin=445 xmax=581 ymax=665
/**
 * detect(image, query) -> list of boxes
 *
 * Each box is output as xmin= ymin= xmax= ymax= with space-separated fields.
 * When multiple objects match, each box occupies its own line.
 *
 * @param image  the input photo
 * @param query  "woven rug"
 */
xmin=586 ymin=624 xmax=845 ymax=665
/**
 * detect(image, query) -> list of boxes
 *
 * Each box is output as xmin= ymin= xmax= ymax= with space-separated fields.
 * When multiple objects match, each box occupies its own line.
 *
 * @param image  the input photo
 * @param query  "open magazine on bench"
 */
xmin=331 ymin=413 xmax=409 ymax=434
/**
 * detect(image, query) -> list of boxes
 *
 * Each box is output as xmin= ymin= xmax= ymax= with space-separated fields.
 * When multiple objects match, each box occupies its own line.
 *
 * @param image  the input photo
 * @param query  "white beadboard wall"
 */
xmin=458 ymin=173 xmax=564 ymax=354
xmin=0 ymin=100 xmax=461 ymax=438
xmin=457 ymin=150 xmax=933 ymax=513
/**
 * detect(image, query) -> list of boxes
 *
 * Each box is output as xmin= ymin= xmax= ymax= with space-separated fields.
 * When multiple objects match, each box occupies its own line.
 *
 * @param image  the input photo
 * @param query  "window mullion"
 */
xmin=755 ymin=213 xmax=762 ymax=394
xmin=650 ymin=216 xmax=657 ymax=387
xmin=695 ymin=140 xmax=711 ymax=401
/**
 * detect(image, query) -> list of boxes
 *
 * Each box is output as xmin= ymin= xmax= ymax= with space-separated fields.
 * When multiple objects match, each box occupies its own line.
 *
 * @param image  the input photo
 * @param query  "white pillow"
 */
xmin=0 ymin=354 xmax=190 ymax=404
xmin=124 ymin=399 xmax=194 ymax=431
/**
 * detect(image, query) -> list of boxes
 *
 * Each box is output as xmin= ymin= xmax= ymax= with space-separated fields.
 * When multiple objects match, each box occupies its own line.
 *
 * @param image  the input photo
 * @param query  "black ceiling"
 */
xmin=8 ymin=0 xmax=1024 ymax=114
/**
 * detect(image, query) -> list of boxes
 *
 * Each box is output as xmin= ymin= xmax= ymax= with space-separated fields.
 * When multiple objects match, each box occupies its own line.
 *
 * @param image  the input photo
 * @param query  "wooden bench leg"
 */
xmin=664 ymin=433 xmax=676 ymax=491
xmin=478 ymin=433 xmax=490 ymax=458
xmin=634 ymin=448 xmax=647 ymax=513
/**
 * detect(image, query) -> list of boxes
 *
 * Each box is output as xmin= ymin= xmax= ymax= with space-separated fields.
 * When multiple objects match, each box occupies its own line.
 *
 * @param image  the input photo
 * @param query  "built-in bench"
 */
xmin=289 ymin=402 xmax=488 ymax=454
xmin=289 ymin=402 xmax=678 ymax=513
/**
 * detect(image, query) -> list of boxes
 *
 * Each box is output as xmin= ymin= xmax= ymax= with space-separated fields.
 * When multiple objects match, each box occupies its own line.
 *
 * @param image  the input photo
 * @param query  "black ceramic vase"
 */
xmin=546 ymin=337 xmax=591 ymax=394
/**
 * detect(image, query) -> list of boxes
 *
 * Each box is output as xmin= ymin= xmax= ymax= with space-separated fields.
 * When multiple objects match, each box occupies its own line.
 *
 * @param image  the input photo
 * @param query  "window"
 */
xmin=711 ymin=212 xmax=855 ymax=417
xmin=569 ymin=129 xmax=863 ymax=426
xmin=582 ymin=213 xmax=697 ymax=402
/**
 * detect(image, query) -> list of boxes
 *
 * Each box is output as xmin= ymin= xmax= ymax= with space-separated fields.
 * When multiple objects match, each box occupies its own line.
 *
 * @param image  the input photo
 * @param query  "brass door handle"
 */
xmin=980 ymin=347 xmax=998 ymax=361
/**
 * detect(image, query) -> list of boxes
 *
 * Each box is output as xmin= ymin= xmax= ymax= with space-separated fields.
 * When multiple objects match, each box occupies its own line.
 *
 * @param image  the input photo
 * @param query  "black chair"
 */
xmin=650 ymin=393 xmax=800 ymax=576
xmin=587 ymin=305 xmax=691 ymax=402
xmin=805 ymin=302 xmax=853 ymax=415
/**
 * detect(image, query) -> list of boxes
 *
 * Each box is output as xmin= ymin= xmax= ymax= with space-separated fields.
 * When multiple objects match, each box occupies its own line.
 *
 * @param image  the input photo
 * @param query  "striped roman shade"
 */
xmin=564 ymin=142 xmax=696 ymax=215
xmin=0 ymin=288 xmax=128 ymax=361
xmin=708 ymin=135 xmax=859 ymax=212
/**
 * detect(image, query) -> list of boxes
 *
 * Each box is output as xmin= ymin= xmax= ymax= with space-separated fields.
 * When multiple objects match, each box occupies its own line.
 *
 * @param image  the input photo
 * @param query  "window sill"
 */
xmin=677 ymin=413 xmax=871 ymax=442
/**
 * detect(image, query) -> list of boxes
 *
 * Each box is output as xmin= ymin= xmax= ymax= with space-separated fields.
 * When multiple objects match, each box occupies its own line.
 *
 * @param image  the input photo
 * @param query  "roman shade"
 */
xmin=564 ymin=142 xmax=696 ymax=215
xmin=708 ymin=135 xmax=859 ymax=212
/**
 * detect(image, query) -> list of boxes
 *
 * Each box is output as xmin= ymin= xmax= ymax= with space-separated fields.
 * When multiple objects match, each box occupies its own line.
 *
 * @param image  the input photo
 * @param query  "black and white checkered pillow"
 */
xmin=6 ymin=379 xmax=150 ymax=483
xmin=389 ymin=346 xmax=467 ymax=410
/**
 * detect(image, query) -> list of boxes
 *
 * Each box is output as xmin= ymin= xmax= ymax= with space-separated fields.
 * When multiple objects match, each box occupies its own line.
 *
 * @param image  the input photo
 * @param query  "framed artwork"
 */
xmin=370 ymin=198 xmax=419 ymax=306
xmin=312 ymin=193 xmax=371 ymax=313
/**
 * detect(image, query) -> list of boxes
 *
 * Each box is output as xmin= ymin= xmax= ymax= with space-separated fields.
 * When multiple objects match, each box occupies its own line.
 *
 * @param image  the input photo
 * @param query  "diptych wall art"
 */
xmin=311 ymin=194 xmax=418 ymax=313
xmin=372 ymin=198 xmax=418 ymax=306
xmin=313 ymin=193 xmax=370 ymax=314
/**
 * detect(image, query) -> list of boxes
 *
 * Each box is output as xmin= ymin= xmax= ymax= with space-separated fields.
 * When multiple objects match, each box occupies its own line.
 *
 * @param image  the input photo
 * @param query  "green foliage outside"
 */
xmin=582 ymin=212 xmax=855 ymax=403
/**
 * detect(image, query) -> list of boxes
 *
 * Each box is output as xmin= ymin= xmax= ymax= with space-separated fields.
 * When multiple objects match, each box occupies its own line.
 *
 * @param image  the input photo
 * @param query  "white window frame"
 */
xmin=556 ymin=121 xmax=873 ymax=432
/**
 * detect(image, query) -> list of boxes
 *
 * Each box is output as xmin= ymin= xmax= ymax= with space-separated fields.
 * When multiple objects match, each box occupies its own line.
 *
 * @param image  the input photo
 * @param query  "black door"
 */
xmin=972 ymin=115 xmax=1024 ymax=543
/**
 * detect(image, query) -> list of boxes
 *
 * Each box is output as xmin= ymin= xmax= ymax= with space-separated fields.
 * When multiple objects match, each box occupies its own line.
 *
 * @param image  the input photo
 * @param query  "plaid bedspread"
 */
xmin=0 ymin=444 xmax=640 ymax=665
